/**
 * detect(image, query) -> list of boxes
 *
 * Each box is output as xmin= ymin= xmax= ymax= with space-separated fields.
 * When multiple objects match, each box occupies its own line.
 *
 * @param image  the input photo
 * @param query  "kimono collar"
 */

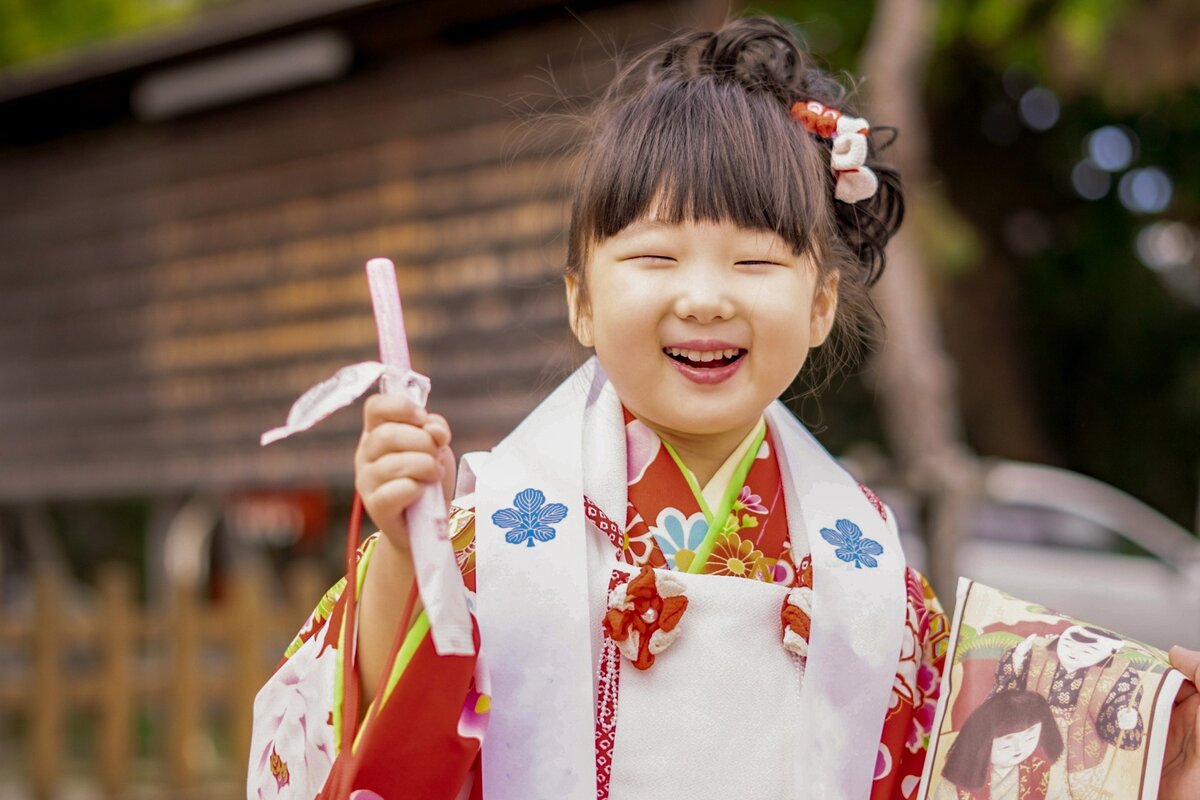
xmin=467 ymin=357 xmax=907 ymax=800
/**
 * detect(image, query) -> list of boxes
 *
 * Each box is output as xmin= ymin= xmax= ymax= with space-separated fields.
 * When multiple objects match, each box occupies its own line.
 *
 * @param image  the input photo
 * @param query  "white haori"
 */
xmin=469 ymin=358 xmax=907 ymax=800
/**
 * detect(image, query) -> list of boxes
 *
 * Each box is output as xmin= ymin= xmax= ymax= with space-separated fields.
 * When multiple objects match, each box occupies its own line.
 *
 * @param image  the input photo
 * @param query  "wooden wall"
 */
xmin=0 ymin=1 xmax=719 ymax=501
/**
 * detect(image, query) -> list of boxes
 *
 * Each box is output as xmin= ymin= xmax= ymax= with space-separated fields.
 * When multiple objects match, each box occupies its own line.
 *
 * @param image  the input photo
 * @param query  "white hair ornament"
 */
xmin=789 ymin=100 xmax=881 ymax=204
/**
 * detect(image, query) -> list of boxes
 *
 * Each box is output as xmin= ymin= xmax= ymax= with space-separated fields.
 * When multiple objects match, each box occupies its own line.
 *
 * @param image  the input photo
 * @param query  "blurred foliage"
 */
xmin=0 ymin=0 xmax=230 ymax=69
xmin=761 ymin=0 xmax=1200 ymax=528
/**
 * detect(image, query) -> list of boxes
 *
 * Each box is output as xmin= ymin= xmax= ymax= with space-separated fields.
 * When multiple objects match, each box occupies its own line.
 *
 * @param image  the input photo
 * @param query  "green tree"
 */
xmin=0 ymin=0 xmax=221 ymax=69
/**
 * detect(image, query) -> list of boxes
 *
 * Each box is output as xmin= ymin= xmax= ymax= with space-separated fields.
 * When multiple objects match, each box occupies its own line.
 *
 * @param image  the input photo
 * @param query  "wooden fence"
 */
xmin=0 ymin=564 xmax=327 ymax=799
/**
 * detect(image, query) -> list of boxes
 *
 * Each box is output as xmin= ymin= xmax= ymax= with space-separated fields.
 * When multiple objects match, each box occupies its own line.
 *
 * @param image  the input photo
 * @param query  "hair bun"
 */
xmin=653 ymin=18 xmax=812 ymax=105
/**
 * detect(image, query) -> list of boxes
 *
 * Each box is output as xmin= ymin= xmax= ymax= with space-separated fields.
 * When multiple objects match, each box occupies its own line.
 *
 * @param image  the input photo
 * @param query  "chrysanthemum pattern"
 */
xmin=703 ymin=532 xmax=764 ymax=578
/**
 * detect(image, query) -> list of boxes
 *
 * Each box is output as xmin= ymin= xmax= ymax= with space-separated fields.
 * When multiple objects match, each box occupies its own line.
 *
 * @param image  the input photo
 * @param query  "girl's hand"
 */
xmin=1161 ymin=646 xmax=1200 ymax=799
xmin=354 ymin=393 xmax=455 ymax=552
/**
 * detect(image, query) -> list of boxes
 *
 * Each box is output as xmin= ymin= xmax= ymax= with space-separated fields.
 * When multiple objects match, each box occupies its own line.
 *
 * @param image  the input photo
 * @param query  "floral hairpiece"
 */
xmin=789 ymin=100 xmax=879 ymax=204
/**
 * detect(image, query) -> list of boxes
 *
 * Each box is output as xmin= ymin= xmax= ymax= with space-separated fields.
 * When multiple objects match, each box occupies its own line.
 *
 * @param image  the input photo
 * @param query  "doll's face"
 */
xmin=567 ymin=216 xmax=837 ymax=449
xmin=1057 ymin=625 xmax=1124 ymax=671
xmin=990 ymin=722 xmax=1042 ymax=769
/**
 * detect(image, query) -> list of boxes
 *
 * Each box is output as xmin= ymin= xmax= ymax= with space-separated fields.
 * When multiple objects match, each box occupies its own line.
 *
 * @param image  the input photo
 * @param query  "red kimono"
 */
xmin=249 ymin=415 xmax=948 ymax=799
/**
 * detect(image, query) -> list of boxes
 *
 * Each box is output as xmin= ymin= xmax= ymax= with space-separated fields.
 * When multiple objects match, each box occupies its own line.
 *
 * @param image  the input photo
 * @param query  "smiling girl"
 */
xmin=248 ymin=15 xmax=1200 ymax=800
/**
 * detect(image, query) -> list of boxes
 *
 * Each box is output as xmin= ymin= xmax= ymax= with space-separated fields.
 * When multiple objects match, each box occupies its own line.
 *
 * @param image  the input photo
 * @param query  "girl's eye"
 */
xmin=737 ymin=260 xmax=785 ymax=268
xmin=629 ymin=254 xmax=675 ymax=262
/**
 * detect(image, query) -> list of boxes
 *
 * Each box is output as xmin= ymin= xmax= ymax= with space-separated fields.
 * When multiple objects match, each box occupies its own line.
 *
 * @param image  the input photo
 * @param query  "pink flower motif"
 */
xmin=906 ymin=662 xmax=941 ymax=753
xmin=917 ymin=662 xmax=939 ymax=695
xmin=458 ymin=688 xmax=491 ymax=743
xmin=907 ymin=696 xmax=939 ymax=753
xmin=625 ymin=419 xmax=661 ymax=485
xmin=906 ymin=568 xmax=932 ymax=640
xmin=457 ymin=652 xmax=492 ymax=743
xmin=736 ymin=485 xmax=768 ymax=516
xmin=875 ymin=742 xmax=893 ymax=779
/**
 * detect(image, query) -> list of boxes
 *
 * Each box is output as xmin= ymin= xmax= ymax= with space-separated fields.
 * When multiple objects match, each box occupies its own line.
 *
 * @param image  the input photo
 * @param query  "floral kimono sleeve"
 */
xmin=248 ymin=505 xmax=482 ymax=800
xmin=872 ymin=568 xmax=950 ymax=800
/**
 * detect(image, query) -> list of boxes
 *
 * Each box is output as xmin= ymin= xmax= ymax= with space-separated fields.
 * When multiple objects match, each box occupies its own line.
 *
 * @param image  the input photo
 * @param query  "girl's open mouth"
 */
xmin=663 ymin=347 xmax=746 ymax=368
xmin=662 ymin=347 xmax=747 ymax=385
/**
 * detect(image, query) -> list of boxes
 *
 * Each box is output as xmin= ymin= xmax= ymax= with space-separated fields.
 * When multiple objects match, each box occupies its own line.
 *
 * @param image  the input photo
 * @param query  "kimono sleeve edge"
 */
xmin=332 ymin=534 xmax=381 ymax=753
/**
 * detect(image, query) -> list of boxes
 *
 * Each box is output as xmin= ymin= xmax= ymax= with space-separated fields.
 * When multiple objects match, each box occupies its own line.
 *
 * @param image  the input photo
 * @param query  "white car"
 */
xmin=876 ymin=460 xmax=1200 ymax=651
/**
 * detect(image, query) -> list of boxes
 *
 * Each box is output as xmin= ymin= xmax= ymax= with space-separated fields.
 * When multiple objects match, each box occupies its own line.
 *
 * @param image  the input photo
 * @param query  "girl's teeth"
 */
xmin=665 ymin=347 xmax=743 ymax=363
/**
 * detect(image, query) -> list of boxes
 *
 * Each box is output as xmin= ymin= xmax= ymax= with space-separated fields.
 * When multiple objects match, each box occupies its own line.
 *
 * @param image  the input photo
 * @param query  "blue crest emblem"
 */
xmin=492 ymin=488 xmax=569 ymax=548
xmin=819 ymin=518 xmax=884 ymax=569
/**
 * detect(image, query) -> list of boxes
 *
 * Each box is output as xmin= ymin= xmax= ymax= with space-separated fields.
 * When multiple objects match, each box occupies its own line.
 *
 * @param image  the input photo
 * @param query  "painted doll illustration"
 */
xmin=918 ymin=580 xmax=1188 ymax=800
xmin=936 ymin=690 xmax=1065 ymax=800
xmin=994 ymin=625 xmax=1144 ymax=797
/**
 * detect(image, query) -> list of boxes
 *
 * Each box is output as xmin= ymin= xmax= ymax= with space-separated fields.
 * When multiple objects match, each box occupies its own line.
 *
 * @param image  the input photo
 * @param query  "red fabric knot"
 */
xmin=781 ymin=555 xmax=814 ymax=658
xmin=790 ymin=100 xmax=842 ymax=138
xmin=602 ymin=565 xmax=688 ymax=670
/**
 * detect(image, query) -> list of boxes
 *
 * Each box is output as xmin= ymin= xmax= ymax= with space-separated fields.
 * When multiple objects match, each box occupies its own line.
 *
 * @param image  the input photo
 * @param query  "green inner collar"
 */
xmin=660 ymin=423 xmax=768 ymax=574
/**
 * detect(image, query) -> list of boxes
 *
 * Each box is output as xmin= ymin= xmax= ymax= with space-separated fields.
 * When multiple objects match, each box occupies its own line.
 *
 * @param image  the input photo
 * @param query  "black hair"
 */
xmin=565 ymin=16 xmax=905 ymax=390
xmin=941 ymin=690 xmax=1064 ymax=791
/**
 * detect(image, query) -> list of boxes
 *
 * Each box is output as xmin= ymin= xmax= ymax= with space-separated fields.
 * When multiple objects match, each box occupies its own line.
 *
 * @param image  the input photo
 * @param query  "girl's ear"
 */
xmin=809 ymin=270 xmax=840 ymax=346
xmin=565 ymin=274 xmax=594 ymax=348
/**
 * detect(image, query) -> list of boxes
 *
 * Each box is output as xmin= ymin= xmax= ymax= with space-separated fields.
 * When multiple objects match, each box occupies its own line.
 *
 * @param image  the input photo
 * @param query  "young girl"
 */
xmin=248 ymin=16 xmax=1200 ymax=800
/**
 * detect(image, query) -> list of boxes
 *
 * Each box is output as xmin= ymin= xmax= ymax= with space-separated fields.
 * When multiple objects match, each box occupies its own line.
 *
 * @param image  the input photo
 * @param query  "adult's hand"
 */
xmin=1160 ymin=646 xmax=1200 ymax=799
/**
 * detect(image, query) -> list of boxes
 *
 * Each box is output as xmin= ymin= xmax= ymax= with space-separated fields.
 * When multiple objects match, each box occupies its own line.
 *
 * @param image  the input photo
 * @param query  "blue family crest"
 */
xmin=492 ymin=488 xmax=569 ymax=548
xmin=820 ymin=518 xmax=883 ymax=569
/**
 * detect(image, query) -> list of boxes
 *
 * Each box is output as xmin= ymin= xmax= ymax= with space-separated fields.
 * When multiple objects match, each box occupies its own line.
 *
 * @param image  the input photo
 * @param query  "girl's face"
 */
xmin=990 ymin=723 xmax=1042 ymax=769
xmin=568 ymin=216 xmax=837 ymax=447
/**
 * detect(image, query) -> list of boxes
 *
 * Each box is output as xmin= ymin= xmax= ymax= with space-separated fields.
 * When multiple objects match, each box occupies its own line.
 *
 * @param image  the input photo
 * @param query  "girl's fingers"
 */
xmin=424 ymin=413 xmax=452 ymax=449
xmin=358 ymin=451 xmax=442 ymax=493
xmin=369 ymin=477 xmax=424 ymax=522
xmin=359 ymin=421 xmax=438 ymax=464
xmin=363 ymin=393 xmax=427 ymax=432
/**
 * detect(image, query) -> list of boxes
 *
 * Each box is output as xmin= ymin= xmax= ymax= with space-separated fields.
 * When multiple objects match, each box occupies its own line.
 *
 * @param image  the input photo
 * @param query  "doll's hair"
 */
xmin=564 ymin=16 xmax=905 ymax=391
xmin=941 ymin=690 xmax=1064 ymax=791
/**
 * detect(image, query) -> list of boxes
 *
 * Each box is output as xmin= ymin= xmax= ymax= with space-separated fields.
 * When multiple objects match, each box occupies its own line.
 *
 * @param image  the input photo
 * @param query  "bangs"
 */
xmin=568 ymin=77 xmax=831 ymax=267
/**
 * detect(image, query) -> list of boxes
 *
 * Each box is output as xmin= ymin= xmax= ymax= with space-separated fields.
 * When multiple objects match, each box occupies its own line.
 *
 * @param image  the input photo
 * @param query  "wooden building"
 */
xmin=0 ymin=0 xmax=723 ymax=508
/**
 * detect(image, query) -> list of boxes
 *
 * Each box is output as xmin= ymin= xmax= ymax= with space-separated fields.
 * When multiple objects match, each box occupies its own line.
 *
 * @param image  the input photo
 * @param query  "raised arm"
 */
xmin=353 ymin=392 xmax=456 ymax=702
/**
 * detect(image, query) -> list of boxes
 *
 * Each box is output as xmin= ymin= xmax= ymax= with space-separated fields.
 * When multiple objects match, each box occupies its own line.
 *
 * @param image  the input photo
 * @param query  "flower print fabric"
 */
xmin=703 ymin=532 xmax=765 ymax=578
xmin=617 ymin=409 xmax=949 ymax=799
xmin=248 ymin=626 xmax=338 ymax=798
xmin=253 ymin=412 xmax=948 ymax=800
xmin=623 ymin=408 xmax=793 ymax=582
xmin=648 ymin=508 xmax=708 ymax=571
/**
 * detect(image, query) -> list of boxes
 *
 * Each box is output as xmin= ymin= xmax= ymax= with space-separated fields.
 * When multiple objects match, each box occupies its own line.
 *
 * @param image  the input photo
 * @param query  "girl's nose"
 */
xmin=673 ymin=263 xmax=735 ymax=322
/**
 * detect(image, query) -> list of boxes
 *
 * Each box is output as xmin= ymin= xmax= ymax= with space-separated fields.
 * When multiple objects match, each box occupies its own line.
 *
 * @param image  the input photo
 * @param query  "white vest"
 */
xmin=464 ymin=359 xmax=907 ymax=800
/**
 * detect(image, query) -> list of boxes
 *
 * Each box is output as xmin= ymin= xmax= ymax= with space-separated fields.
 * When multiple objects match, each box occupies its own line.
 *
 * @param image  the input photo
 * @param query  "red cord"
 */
xmin=324 ymin=494 xmax=421 ymax=798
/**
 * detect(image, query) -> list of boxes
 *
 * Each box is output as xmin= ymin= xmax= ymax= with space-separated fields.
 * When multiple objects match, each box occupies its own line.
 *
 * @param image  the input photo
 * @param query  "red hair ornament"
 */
xmin=789 ymin=100 xmax=880 ymax=204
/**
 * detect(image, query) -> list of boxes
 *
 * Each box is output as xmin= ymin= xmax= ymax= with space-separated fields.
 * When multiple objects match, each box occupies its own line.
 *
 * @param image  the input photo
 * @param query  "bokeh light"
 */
xmin=1086 ymin=126 xmax=1137 ymax=172
xmin=1136 ymin=222 xmax=1195 ymax=272
xmin=1018 ymin=87 xmax=1060 ymax=131
xmin=1118 ymin=167 xmax=1173 ymax=213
